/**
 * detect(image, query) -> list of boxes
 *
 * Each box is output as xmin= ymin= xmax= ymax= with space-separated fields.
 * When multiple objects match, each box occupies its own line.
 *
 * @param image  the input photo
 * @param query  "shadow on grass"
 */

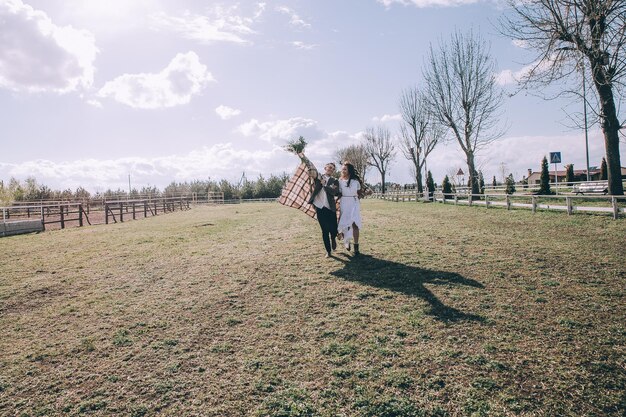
xmin=331 ymin=253 xmax=485 ymax=323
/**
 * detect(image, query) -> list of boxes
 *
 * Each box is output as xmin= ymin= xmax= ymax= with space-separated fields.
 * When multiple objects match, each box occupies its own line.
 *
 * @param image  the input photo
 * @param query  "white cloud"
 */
xmin=291 ymin=41 xmax=318 ymax=50
xmin=0 ymin=0 xmax=98 ymax=94
xmin=254 ymin=2 xmax=267 ymax=19
xmin=150 ymin=5 xmax=259 ymax=44
xmin=306 ymin=130 xmax=362 ymax=159
xmin=0 ymin=128 xmax=367 ymax=191
xmin=237 ymin=117 xmax=324 ymax=143
xmin=215 ymin=105 xmax=242 ymax=120
xmin=0 ymin=144 xmax=291 ymax=192
xmin=372 ymin=113 xmax=402 ymax=123
xmin=512 ymin=39 xmax=529 ymax=49
xmin=495 ymin=69 xmax=517 ymax=86
xmin=86 ymin=99 xmax=103 ymax=108
xmin=378 ymin=0 xmax=480 ymax=8
xmin=496 ymin=59 xmax=551 ymax=86
xmin=97 ymin=51 xmax=215 ymax=109
xmin=276 ymin=6 xmax=310 ymax=28
xmin=50 ymin=0 xmax=159 ymax=35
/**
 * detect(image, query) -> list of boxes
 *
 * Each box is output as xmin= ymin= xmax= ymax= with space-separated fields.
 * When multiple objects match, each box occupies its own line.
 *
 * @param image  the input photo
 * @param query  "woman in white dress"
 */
xmin=337 ymin=163 xmax=366 ymax=255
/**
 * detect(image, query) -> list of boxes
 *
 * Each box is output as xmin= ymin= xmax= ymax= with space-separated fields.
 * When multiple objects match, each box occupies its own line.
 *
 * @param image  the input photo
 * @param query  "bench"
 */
xmin=572 ymin=181 xmax=608 ymax=195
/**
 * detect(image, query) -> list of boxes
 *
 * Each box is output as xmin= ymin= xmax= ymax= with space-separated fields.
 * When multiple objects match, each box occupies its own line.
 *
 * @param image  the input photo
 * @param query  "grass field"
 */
xmin=1 ymin=200 xmax=624 ymax=416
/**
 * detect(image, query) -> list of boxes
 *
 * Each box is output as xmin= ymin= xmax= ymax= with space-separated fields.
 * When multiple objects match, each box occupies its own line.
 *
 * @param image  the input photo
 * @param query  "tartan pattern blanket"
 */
xmin=278 ymin=162 xmax=317 ymax=219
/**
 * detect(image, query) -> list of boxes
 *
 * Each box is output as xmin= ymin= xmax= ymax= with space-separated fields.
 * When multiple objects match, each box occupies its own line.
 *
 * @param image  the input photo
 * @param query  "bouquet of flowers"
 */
xmin=283 ymin=136 xmax=307 ymax=155
xmin=283 ymin=136 xmax=320 ymax=179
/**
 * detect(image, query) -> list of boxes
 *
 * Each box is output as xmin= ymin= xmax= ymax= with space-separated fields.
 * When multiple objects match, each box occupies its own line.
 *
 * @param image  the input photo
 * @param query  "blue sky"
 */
xmin=1 ymin=0 xmax=623 ymax=192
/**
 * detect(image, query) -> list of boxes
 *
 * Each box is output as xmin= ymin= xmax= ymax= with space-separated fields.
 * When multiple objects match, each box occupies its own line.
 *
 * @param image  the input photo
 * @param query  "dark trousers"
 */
xmin=315 ymin=206 xmax=338 ymax=253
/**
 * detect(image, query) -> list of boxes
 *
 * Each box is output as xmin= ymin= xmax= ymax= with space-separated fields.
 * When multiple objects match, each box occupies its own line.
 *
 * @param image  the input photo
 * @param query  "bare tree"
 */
xmin=499 ymin=162 xmax=509 ymax=185
xmin=501 ymin=0 xmax=625 ymax=195
xmin=363 ymin=126 xmax=396 ymax=194
xmin=398 ymin=86 xmax=446 ymax=194
xmin=335 ymin=144 xmax=370 ymax=182
xmin=423 ymin=30 xmax=506 ymax=195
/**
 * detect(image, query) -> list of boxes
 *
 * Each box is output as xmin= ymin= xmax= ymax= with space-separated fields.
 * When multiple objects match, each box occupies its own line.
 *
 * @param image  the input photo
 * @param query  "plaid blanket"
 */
xmin=279 ymin=161 xmax=342 ymax=221
xmin=278 ymin=162 xmax=317 ymax=219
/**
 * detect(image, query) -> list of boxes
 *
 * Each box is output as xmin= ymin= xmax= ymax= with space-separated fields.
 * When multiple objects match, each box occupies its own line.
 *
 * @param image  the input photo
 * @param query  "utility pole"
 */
xmin=581 ymin=59 xmax=590 ymax=181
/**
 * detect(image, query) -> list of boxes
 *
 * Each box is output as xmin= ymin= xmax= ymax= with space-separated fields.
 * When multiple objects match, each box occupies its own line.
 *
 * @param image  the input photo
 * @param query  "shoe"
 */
xmin=325 ymin=252 xmax=331 ymax=258
xmin=331 ymin=237 xmax=337 ymax=250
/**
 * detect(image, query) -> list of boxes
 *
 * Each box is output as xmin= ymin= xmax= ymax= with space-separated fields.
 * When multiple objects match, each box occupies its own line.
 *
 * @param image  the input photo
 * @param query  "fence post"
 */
xmin=79 ymin=204 xmax=83 ymax=227
xmin=105 ymin=203 xmax=109 ymax=224
xmin=506 ymin=195 xmax=511 ymax=210
xmin=27 ymin=207 xmax=30 ymax=218
xmin=532 ymin=196 xmax=537 ymax=213
xmin=154 ymin=201 xmax=157 ymax=215
xmin=40 ymin=207 xmax=45 ymax=231
xmin=566 ymin=197 xmax=573 ymax=215
xmin=468 ymin=194 xmax=473 ymax=206
xmin=144 ymin=201 xmax=147 ymax=218
xmin=454 ymin=195 xmax=458 ymax=205
xmin=132 ymin=202 xmax=136 ymax=220
xmin=119 ymin=202 xmax=124 ymax=222
xmin=60 ymin=205 xmax=65 ymax=229
xmin=612 ymin=197 xmax=619 ymax=220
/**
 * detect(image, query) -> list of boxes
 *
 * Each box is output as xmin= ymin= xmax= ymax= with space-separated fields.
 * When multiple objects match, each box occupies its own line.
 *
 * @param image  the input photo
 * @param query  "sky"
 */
xmin=1 ymin=0 xmax=624 ymax=193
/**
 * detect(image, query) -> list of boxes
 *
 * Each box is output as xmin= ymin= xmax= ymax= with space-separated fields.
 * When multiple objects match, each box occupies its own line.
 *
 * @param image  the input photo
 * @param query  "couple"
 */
xmin=308 ymin=160 xmax=368 ymax=258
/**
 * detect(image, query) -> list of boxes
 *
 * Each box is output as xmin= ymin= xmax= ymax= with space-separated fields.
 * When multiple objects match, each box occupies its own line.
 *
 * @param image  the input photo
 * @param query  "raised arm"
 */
xmin=297 ymin=152 xmax=321 ymax=180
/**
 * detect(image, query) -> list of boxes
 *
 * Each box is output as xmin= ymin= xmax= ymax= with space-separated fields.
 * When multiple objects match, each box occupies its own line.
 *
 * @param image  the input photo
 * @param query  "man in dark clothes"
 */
xmin=308 ymin=162 xmax=340 ymax=257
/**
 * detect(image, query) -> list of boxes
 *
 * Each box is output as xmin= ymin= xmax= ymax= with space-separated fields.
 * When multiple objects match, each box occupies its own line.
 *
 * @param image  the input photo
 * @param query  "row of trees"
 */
xmin=338 ymin=1 xmax=624 ymax=196
xmin=0 ymin=174 xmax=289 ymax=205
xmin=163 ymin=174 xmax=289 ymax=200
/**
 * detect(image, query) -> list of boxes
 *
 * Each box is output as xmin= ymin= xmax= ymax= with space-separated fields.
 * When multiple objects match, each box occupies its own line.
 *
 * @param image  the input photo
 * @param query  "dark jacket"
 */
xmin=308 ymin=176 xmax=339 ymax=212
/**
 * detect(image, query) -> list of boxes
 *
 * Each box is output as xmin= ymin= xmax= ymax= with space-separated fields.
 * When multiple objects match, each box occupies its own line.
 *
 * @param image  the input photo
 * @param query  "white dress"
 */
xmin=338 ymin=179 xmax=362 ymax=248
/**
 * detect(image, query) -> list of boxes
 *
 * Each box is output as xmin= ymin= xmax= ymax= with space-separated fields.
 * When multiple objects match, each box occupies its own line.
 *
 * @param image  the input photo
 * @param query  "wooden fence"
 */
xmin=104 ymin=197 xmax=190 ymax=224
xmin=1 ymin=196 xmax=192 ymax=234
xmin=373 ymin=191 xmax=625 ymax=220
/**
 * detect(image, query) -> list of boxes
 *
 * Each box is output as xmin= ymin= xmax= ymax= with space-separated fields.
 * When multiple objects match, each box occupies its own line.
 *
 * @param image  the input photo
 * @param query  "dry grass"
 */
xmin=0 ymin=200 xmax=624 ymax=416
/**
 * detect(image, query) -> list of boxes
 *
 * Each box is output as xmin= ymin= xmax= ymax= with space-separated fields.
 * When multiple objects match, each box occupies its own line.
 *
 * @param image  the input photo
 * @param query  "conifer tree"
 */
xmin=442 ymin=175 xmax=452 ymax=199
xmin=505 ymin=173 xmax=516 ymax=194
xmin=600 ymin=157 xmax=608 ymax=180
xmin=426 ymin=171 xmax=435 ymax=201
xmin=565 ymin=164 xmax=575 ymax=185
xmin=539 ymin=156 xmax=552 ymax=195
xmin=478 ymin=171 xmax=485 ymax=194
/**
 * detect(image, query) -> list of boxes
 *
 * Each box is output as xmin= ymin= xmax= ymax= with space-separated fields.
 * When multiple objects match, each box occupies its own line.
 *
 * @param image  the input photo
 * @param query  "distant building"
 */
xmin=525 ymin=166 xmax=626 ymax=184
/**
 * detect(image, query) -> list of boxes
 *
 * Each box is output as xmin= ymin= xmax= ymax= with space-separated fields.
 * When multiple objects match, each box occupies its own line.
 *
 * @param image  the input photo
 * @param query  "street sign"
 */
xmin=550 ymin=152 xmax=562 ymax=164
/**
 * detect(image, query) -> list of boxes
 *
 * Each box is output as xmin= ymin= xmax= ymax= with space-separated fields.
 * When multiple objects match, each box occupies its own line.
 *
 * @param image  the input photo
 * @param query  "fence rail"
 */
xmin=373 ymin=190 xmax=625 ymax=219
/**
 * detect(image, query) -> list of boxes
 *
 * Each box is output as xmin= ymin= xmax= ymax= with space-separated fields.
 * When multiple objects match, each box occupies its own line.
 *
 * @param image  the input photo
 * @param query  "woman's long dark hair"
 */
xmin=344 ymin=163 xmax=364 ymax=188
